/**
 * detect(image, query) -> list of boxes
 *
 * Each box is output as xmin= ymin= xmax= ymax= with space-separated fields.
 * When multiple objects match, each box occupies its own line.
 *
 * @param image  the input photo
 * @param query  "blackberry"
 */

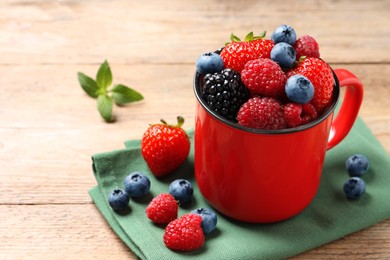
xmin=201 ymin=68 xmax=250 ymax=121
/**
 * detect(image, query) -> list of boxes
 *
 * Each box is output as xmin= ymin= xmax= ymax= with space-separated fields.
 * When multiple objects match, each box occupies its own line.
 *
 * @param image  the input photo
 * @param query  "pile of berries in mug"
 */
xmin=196 ymin=24 xmax=335 ymax=130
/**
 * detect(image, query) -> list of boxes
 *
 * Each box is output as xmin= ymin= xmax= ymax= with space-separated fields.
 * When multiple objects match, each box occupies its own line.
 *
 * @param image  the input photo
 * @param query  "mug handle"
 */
xmin=327 ymin=69 xmax=364 ymax=150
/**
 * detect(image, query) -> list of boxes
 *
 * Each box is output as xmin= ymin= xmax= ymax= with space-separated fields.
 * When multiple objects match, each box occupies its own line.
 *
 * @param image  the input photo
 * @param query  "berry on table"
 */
xmin=169 ymin=179 xmax=194 ymax=204
xmin=345 ymin=154 xmax=370 ymax=177
xmin=196 ymin=52 xmax=224 ymax=74
xmin=201 ymin=68 xmax=250 ymax=121
xmin=271 ymin=24 xmax=297 ymax=45
xmin=241 ymin=58 xmax=287 ymax=98
xmin=343 ymin=177 xmax=366 ymax=199
xmin=163 ymin=213 xmax=205 ymax=251
xmin=220 ymin=32 xmax=274 ymax=72
xmin=237 ymin=97 xmax=286 ymax=130
xmin=191 ymin=208 xmax=218 ymax=234
xmin=123 ymin=172 xmax=151 ymax=198
xmin=285 ymin=74 xmax=315 ymax=104
xmin=141 ymin=116 xmax=190 ymax=177
xmin=108 ymin=188 xmax=130 ymax=211
xmin=270 ymin=42 xmax=296 ymax=69
xmin=145 ymin=193 xmax=178 ymax=224
xmin=294 ymin=35 xmax=320 ymax=60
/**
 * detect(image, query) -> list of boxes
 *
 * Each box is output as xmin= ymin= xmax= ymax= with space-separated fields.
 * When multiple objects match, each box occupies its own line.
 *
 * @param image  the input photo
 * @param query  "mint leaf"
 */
xmin=78 ymin=72 xmax=99 ymax=98
xmin=97 ymin=94 xmax=113 ymax=122
xmin=96 ymin=60 xmax=112 ymax=89
xmin=78 ymin=59 xmax=144 ymax=123
xmin=111 ymin=84 xmax=144 ymax=105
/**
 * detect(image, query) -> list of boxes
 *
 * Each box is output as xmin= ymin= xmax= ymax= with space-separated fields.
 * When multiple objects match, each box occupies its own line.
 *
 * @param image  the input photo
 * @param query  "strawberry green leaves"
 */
xmin=77 ymin=60 xmax=144 ymax=122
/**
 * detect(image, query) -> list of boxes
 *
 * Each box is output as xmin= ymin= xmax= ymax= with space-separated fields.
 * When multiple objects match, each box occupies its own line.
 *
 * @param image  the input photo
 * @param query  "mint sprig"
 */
xmin=77 ymin=60 xmax=144 ymax=122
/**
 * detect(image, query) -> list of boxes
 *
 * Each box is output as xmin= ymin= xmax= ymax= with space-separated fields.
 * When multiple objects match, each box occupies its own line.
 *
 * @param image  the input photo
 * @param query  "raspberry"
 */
xmin=302 ymin=103 xmax=318 ymax=123
xmin=283 ymin=102 xmax=318 ymax=128
xmin=220 ymin=32 xmax=274 ymax=73
xmin=163 ymin=214 xmax=205 ymax=251
xmin=201 ymin=68 xmax=250 ymax=121
xmin=145 ymin=193 xmax=178 ymax=224
xmin=241 ymin=58 xmax=287 ymax=98
xmin=283 ymin=103 xmax=303 ymax=128
xmin=294 ymin=35 xmax=320 ymax=60
xmin=237 ymin=97 xmax=286 ymax=130
xmin=287 ymin=57 xmax=334 ymax=113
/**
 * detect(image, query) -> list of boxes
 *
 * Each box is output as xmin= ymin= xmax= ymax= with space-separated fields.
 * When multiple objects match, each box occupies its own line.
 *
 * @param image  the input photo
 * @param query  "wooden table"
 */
xmin=1 ymin=0 xmax=389 ymax=259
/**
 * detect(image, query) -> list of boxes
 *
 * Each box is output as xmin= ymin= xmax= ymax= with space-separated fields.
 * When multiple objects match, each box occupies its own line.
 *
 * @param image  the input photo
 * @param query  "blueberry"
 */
xmin=345 ymin=154 xmax=370 ymax=177
xmin=270 ymin=42 xmax=296 ymax=69
xmin=271 ymin=24 xmax=297 ymax=45
xmin=191 ymin=208 xmax=217 ymax=234
xmin=124 ymin=172 xmax=151 ymax=198
xmin=196 ymin=52 xmax=224 ymax=74
xmin=343 ymin=177 xmax=366 ymax=199
xmin=169 ymin=179 xmax=193 ymax=204
xmin=108 ymin=188 xmax=130 ymax=211
xmin=285 ymin=74 xmax=315 ymax=104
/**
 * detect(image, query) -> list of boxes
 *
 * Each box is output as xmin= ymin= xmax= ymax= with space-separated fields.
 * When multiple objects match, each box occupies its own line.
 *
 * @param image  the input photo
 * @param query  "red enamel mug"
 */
xmin=193 ymin=68 xmax=364 ymax=223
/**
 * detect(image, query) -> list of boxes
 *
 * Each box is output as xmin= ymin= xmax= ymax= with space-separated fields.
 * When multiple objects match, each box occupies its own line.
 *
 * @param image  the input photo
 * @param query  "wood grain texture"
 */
xmin=0 ymin=0 xmax=389 ymax=259
xmin=0 ymin=0 xmax=389 ymax=65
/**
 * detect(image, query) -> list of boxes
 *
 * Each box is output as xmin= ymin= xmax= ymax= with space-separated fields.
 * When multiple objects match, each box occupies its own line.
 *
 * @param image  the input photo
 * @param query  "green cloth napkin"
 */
xmin=89 ymin=117 xmax=390 ymax=259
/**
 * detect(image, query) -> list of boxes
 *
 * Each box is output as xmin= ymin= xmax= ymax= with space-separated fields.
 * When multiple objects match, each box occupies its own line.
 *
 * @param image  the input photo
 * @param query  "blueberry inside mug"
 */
xmin=193 ymin=68 xmax=363 ymax=223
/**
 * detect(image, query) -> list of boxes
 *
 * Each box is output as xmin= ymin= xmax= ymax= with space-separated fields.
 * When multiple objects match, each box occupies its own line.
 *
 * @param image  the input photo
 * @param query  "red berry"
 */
xmin=283 ymin=102 xmax=319 ymax=128
xmin=163 ymin=213 xmax=205 ymax=251
xmin=241 ymin=58 xmax=287 ymax=98
xmin=141 ymin=116 xmax=190 ymax=177
xmin=237 ymin=97 xmax=286 ymax=130
xmin=294 ymin=35 xmax=320 ymax=60
xmin=302 ymin=103 xmax=318 ymax=123
xmin=220 ymin=32 xmax=274 ymax=73
xmin=283 ymin=103 xmax=303 ymax=128
xmin=145 ymin=193 xmax=178 ymax=224
xmin=287 ymin=58 xmax=334 ymax=113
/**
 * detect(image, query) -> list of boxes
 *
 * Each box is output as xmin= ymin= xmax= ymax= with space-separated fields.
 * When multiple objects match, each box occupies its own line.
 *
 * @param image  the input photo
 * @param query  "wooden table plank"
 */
xmin=0 ymin=0 xmax=389 ymax=65
xmin=1 ymin=0 xmax=389 ymax=259
xmin=0 ymin=204 xmax=137 ymax=259
xmin=0 ymin=204 xmax=389 ymax=259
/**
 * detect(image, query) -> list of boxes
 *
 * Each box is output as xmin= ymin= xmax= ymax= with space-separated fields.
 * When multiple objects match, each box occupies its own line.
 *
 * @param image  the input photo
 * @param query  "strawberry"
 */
xmin=145 ymin=193 xmax=178 ymax=224
xmin=287 ymin=57 xmax=334 ymax=113
xmin=237 ymin=97 xmax=286 ymax=130
xmin=220 ymin=32 xmax=274 ymax=73
xmin=241 ymin=58 xmax=287 ymax=98
xmin=294 ymin=35 xmax=320 ymax=60
xmin=141 ymin=116 xmax=190 ymax=177
xmin=163 ymin=213 xmax=205 ymax=251
xmin=283 ymin=102 xmax=318 ymax=128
